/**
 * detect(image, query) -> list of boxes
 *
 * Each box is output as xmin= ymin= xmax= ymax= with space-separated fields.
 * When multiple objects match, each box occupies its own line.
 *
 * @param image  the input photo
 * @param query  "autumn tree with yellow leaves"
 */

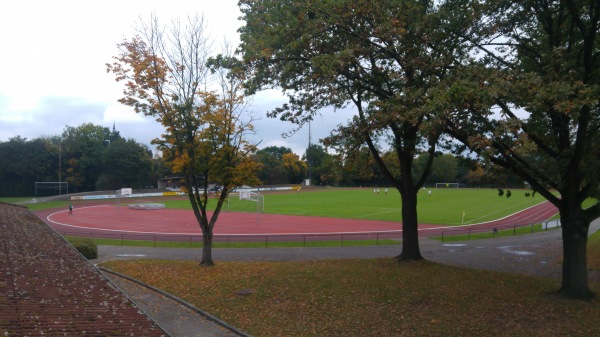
xmin=107 ymin=14 xmax=259 ymax=266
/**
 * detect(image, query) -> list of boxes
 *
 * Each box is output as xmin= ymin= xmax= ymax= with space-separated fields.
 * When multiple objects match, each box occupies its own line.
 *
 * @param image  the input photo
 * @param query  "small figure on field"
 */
xmin=68 ymin=204 xmax=73 ymax=215
xmin=384 ymin=188 xmax=388 ymax=195
xmin=428 ymin=190 xmax=432 ymax=197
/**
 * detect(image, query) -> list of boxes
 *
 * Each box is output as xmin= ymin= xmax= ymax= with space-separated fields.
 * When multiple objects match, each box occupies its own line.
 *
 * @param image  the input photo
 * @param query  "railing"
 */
xmin=62 ymin=219 xmax=561 ymax=247
xmin=440 ymin=219 xmax=561 ymax=242
xmin=62 ymin=231 xmax=405 ymax=248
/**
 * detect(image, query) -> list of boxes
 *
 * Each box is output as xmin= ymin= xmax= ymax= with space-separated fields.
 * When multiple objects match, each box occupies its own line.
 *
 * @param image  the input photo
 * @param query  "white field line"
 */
xmin=461 ymin=199 xmax=549 ymax=225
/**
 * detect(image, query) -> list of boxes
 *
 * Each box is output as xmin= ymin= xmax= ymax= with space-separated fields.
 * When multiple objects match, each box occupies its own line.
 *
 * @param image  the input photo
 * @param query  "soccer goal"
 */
xmin=239 ymin=191 xmax=264 ymax=212
xmin=228 ymin=190 xmax=264 ymax=223
xmin=115 ymin=188 xmax=133 ymax=212
xmin=35 ymin=182 xmax=69 ymax=195
xmin=435 ymin=182 xmax=459 ymax=189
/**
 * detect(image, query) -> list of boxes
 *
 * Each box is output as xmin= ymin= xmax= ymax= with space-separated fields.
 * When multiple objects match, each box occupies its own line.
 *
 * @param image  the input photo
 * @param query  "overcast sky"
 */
xmin=0 ymin=0 xmax=355 ymax=156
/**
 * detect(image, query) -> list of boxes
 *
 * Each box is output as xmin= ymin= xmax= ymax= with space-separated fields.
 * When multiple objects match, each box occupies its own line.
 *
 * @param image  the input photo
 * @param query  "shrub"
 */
xmin=71 ymin=239 xmax=98 ymax=259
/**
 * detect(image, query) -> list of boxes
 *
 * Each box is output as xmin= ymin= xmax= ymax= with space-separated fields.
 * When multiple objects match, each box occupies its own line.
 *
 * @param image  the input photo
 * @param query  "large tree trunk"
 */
xmin=559 ymin=205 xmax=593 ymax=299
xmin=398 ymin=186 xmax=423 ymax=261
xmin=200 ymin=230 xmax=214 ymax=266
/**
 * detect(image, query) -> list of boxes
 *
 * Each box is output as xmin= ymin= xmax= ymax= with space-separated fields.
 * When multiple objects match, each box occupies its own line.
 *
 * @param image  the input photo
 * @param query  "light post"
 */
xmin=58 ymin=138 xmax=62 ymax=195
xmin=307 ymin=121 xmax=312 ymax=186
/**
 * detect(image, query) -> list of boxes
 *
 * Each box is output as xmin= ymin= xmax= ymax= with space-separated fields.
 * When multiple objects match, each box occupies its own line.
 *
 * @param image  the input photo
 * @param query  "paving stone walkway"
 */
xmin=103 ymin=271 xmax=243 ymax=337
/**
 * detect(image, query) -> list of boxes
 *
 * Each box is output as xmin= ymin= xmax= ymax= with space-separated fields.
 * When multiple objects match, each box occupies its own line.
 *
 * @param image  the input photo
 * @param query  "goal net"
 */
xmin=222 ymin=190 xmax=263 ymax=223
xmin=435 ymin=182 xmax=459 ymax=188
xmin=114 ymin=188 xmax=132 ymax=209
xmin=35 ymin=182 xmax=69 ymax=196
xmin=239 ymin=191 xmax=264 ymax=211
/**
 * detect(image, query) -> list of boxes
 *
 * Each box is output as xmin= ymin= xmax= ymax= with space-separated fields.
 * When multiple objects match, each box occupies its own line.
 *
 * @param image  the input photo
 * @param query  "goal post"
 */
xmin=240 ymin=191 xmax=264 ymax=212
xmin=35 ymin=182 xmax=69 ymax=195
xmin=237 ymin=190 xmax=264 ymax=223
xmin=239 ymin=190 xmax=252 ymax=200
xmin=114 ymin=188 xmax=132 ymax=213
xmin=435 ymin=182 xmax=459 ymax=189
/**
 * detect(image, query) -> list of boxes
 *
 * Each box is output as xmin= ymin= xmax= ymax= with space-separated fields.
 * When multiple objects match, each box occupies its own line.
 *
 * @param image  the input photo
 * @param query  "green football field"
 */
xmin=163 ymin=187 xmax=548 ymax=226
xmin=260 ymin=188 xmax=545 ymax=225
xmin=5 ymin=187 xmax=551 ymax=227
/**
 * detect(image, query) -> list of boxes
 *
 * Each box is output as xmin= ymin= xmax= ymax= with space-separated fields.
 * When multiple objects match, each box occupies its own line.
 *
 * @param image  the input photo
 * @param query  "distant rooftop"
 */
xmin=0 ymin=202 xmax=168 ymax=336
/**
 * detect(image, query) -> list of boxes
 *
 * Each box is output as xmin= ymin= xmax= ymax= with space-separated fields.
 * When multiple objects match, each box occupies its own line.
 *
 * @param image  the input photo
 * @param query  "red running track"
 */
xmin=38 ymin=201 xmax=558 ymax=240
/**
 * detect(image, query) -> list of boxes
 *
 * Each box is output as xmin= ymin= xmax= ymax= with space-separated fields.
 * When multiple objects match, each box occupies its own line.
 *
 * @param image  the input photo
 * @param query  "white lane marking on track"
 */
xmin=45 ymin=202 xmax=556 ymax=236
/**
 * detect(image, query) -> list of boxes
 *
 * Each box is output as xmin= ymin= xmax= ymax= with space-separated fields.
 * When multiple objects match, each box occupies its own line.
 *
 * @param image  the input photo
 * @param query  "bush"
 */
xmin=71 ymin=239 xmax=98 ymax=259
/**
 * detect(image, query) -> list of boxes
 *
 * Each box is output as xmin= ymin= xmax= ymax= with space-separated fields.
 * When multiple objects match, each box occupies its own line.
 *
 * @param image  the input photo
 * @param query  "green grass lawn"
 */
xmin=4 ymin=188 xmax=559 ymax=244
xmin=433 ymin=223 xmax=551 ymax=242
xmin=253 ymin=188 xmax=545 ymax=225
xmin=159 ymin=188 xmax=550 ymax=224
xmin=0 ymin=197 xmax=36 ymax=204
xmin=4 ymin=188 xmax=560 ymax=248
xmin=3 ymin=188 xmax=550 ymax=225
xmin=152 ymin=187 xmax=550 ymax=225
xmin=0 ymin=197 xmax=72 ymax=211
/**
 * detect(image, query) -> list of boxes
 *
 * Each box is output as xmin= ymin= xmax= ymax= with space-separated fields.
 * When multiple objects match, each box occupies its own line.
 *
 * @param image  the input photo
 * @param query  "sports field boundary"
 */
xmin=38 ymin=200 xmax=558 ymax=245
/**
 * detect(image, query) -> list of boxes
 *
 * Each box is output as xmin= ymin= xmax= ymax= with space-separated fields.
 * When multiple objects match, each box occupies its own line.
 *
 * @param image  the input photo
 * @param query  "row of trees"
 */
xmin=238 ymin=0 xmax=600 ymax=299
xmin=104 ymin=0 xmax=598 ymax=298
xmin=106 ymin=12 xmax=521 ymax=268
xmin=0 ymin=128 xmax=524 ymax=198
xmin=0 ymin=124 xmax=163 ymax=197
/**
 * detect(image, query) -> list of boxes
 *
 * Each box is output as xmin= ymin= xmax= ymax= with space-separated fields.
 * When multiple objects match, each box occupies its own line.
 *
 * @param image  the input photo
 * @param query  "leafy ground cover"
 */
xmin=102 ymin=257 xmax=600 ymax=337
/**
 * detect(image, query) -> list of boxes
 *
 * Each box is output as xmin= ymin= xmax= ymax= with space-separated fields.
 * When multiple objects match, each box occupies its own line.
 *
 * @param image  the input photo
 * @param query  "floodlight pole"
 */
xmin=58 ymin=139 xmax=62 ymax=195
xmin=307 ymin=121 xmax=312 ymax=186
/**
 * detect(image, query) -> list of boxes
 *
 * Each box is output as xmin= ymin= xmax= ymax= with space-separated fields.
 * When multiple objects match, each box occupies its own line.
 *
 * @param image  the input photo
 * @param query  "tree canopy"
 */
xmin=0 ymin=124 xmax=156 ymax=197
xmin=108 ymin=14 xmax=260 ymax=266
xmin=239 ymin=0 xmax=474 ymax=260
xmin=443 ymin=0 xmax=600 ymax=298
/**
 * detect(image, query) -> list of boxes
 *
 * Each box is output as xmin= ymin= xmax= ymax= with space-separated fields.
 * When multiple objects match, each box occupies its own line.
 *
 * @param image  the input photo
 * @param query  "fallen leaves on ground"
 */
xmin=101 ymin=258 xmax=600 ymax=337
